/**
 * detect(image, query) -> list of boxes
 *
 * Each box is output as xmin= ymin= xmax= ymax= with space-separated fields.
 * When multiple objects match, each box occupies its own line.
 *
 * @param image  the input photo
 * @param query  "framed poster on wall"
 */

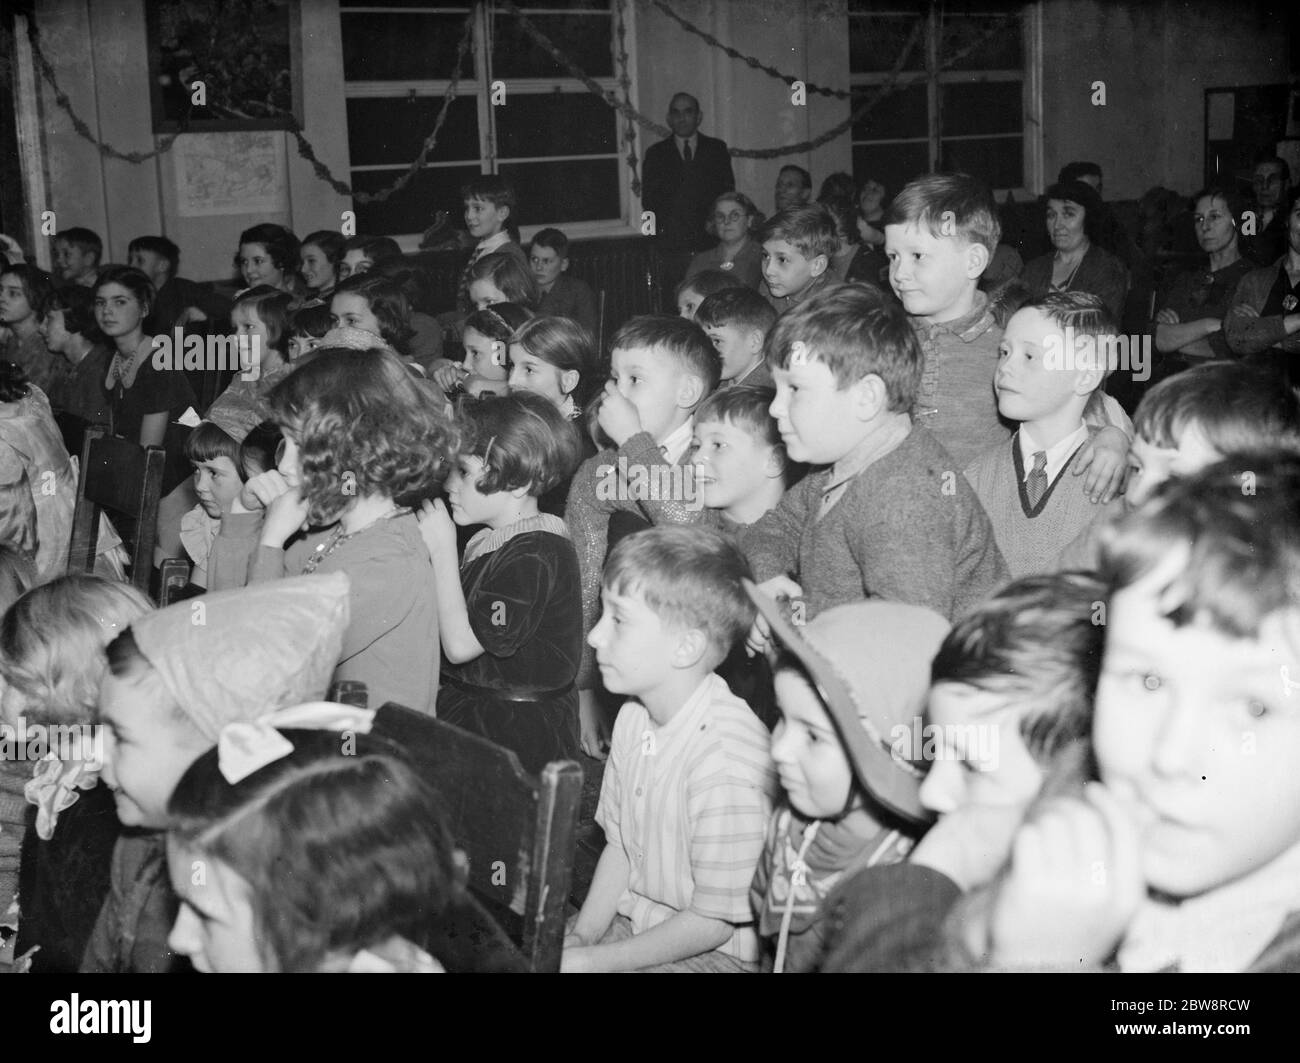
xmin=1204 ymin=83 xmax=1295 ymax=192
xmin=147 ymin=0 xmax=303 ymax=133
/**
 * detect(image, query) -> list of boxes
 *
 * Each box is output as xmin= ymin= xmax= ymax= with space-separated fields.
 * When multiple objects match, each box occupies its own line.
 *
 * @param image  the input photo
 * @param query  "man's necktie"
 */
xmin=682 ymin=141 xmax=693 ymax=164
xmin=1026 ymin=450 xmax=1048 ymax=507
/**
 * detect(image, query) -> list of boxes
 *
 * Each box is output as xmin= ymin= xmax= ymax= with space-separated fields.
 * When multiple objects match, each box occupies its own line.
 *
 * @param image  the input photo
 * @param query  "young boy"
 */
xmin=693 ymin=385 xmax=788 ymax=533
xmin=88 ymin=574 xmax=354 ymax=971
xmin=818 ymin=572 xmax=1105 ymax=972
xmin=695 ymin=286 xmax=778 ymax=388
xmin=52 ymin=227 xmax=101 ymax=289
xmin=1126 ymin=359 xmax=1300 ymax=508
xmin=747 ymin=589 xmax=952 ymax=972
xmin=760 ymin=205 xmax=839 ymax=314
xmin=128 ymin=234 xmax=231 ymax=333
xmin=565 ymin=315 xmax=719 ymax=754
xmin=965 ymin=291 xmax=1126 ymax=577
xmin=458 ymin=176 xmax=528 ymax=315
xmin=884 ymin=173 xmax=1128 ymax=496
xmin=562 ymin=528 xmax=775 ymax=972
xmin=530 ymin=227 xmax=598 ymax=336
xmin=743 ymin=283 xmax=1009 ymax=642
xmin=967 ymin=452 xmax=1300 ymax=972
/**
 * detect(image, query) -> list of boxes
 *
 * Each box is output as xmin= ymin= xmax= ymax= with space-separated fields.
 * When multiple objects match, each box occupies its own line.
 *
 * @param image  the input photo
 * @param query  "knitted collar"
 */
xmin=462 ymin=512 xmax=569 ymax=567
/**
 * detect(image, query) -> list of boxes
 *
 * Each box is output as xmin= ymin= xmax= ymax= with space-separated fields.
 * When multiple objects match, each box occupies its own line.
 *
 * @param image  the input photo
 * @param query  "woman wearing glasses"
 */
xmin=685 ymin=192 xmax=764 ymax=290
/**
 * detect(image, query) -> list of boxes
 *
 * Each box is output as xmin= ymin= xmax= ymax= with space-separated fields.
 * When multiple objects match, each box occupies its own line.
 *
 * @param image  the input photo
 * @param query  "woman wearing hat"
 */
xmin=1021 ymin=180 xmax=1129 ymax=322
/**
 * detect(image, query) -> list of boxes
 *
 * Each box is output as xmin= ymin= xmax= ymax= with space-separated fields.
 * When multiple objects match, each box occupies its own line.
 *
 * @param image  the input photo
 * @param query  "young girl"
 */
xmin=0 ymin=576 xmax=152 ymax=973
xmin=329 ymin=272 xmax=415 ymax=357
xmin=179 ymin=418 xmax=278 ymax=590
xmin=93 ymin=266 xmax=197 ymax=494
xmin=298 ymin=230 xmax=344 ymax=299
xmin=675 ymin=267 xmax=746 ymax=320
xmin=418 ymin=391 xmax=584 ymax=772
xmin=506 ymin=315 xmax=596 ymax=515
xmin=287 ymin=302 xmax=332 ymax=362
xmin=468 ymin=252 xmax=539 ymax=311
xmin=204 ymin=285 xmax=296 ymax=429
xmin=0 ymin=263 xmax=62 ymax=395
xmin=337 ymin=235 xmax=403 ymax=283
xmin=433 ymin=302 xmax=532 ymax=401
xmin=247 ymin=347 xmax=451 ymax=714
xmin=234 ymin=224 xmax=301 ymax=296
xmin=165 ymin=727 xmax=461 ymax=972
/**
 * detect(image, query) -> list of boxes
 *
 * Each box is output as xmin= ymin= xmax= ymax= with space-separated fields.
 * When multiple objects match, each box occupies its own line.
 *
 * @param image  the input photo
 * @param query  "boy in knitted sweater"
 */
xmin=744 ymin=284 xmax=1009 ymax=655
xmin=964 ymin=292 xmax=1125 ymax=578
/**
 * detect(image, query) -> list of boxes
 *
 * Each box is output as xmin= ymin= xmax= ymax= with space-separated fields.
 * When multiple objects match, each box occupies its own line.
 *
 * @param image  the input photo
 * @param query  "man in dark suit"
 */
xmin=642 ymin=93 xmax=735 ymax=299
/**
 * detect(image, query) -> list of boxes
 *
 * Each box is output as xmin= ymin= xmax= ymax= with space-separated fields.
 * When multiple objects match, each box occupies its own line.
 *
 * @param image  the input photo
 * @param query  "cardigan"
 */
xmin=742 ymin=424 xmax=1009 ymax=623
xmin=1021 ymin=243 xmax=1130 ymax=322
xmin=964 ymin=426 xmax=1123 ymax=578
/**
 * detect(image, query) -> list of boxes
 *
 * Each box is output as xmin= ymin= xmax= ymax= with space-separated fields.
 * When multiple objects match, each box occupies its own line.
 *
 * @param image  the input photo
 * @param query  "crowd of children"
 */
xmin=0 ymin=164 xmax=1298 ymax=976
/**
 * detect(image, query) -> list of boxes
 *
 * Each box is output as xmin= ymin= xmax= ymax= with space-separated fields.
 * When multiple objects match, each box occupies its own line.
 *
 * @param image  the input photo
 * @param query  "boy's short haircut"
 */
xmin=610 ymin=314 xmax=721 ymax=396
xmin=757 ymin=205 xmax=840 ymax=261
xmin=1018 ymin=290 xmax=1118 ymax=379
xmin=339 ymin=235 xmax=403 ymax=266
xmin=695 ymin=385 xmax=785 ymax=461
xmin=457 ymin=391 xmax=584 ymax=497
xmin=461 ymin=174 xmax=517 ymax=213
xmin=675 ymin=268 xmax=746 ymax=302
xmin=289 ymin=302 xmax=333 ymax=340
xmin=602 ymin=525 xmax=754 ymax=671
xmin=530 ymin=227 xmax=569 ymax=258
xmin=1133 ymin=361 xmax=1300 ymax=454
xmin=694 ymin=286 xmax=778 ymax=336
xmin=1058 ymin=161 xmax=1103 ymax=186
xmin=127 ymin=235 xmax=179 ymax=275
xmin=1100 ymin=450 xmax=1300 ymax=642
xmin=882 ymin=172 xmax=1001 ymax=255
xmin=40 ymin=285 xmax=98 ymax=337
xmin=764 ymin=282 xmax=922 ymax=408
xmin=930 ymin=571 xmax=1105 ymax=764
xmin=56 ymin=227 xmax=103 ymax=264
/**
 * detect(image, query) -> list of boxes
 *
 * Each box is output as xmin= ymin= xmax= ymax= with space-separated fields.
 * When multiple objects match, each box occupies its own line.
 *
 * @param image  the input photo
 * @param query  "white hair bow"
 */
xmin=217 ymin=701 xmax=376 ymax=784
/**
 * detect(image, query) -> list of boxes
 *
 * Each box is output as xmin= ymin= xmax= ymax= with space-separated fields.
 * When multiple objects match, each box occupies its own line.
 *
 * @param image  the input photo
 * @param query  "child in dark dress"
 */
xmin=417 ymin=392 xmax=586 ymax=773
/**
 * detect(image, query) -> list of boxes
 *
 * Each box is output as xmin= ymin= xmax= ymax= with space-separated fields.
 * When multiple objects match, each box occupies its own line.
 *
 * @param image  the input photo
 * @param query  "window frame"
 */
xmin=848 ymin=1 xmax=1043 ymax=197
xmin=339 ymin=1 xmax=643 ymax=247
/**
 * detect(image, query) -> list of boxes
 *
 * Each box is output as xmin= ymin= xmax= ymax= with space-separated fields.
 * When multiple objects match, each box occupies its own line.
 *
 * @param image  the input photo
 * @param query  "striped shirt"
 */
xmin=596 ymin=673 xmax=776 ymax=962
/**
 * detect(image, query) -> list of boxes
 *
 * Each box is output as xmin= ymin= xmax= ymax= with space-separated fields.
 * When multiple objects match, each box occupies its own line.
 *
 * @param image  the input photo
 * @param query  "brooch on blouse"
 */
xmin=1284 ymin=295 xmax=1298 ymax=313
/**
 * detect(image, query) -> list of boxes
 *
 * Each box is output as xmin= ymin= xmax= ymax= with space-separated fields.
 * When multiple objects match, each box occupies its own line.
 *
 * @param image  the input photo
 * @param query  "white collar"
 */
xmin=1018 ymin=422 xmax=1089 ymax=485
xmin=475 ymin=230 xmax=511 ymax=256
xmin=462 ymin=512 xmax=570 ymax=567
xmin=658 ymin=418 xmax=695 ymax=465
xmin=1118 ymin=839 xmax=1300 ymax=973
xmin=676 ymin=134 xmax=698 ymax=153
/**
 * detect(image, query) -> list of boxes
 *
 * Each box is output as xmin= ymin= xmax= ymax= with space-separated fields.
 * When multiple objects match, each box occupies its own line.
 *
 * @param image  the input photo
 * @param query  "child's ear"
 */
xmin=497 ymin=204 xmax=511 ymax=224
xmin=964 ymin=241 xmax=991 ymax=280
xmin=1073 ymin=365 xmax=1106 ymax=398
xmin=677 ymin=372 xmax=705 ymax=410
xmin=809 ymin=254 xmax=830 ymax=278
xmin=560 ymin=368 xmax=580 ymax=396
xmin=509 ymin=483 xmax=531 ymax=500
xmin=851 ymin=372 xmax=889 ymax=421
xmin=747 ymin=328 xmax=766 ymax=354
xmin=672 ymin=626 xmax=709 ymax=670
xmin=764 ymin=444 xmax=788 ymax=479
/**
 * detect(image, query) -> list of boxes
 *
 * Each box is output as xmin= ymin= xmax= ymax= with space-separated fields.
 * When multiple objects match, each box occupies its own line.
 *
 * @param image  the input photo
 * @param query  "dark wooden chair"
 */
xmin=372 ymin=701 xmax=583 ymax=973
xmin=66 ymin=426 xmax=165 ymax=596
xmin=156 ymin=558 xmax=193 ymax=607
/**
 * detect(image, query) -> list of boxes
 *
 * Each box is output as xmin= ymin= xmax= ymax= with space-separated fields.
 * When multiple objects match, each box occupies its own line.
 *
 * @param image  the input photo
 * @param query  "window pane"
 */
xmin=939 ymin=136 xmax=1023 ymax=189
xmin=351 ymin=164 xmax=482 ymax=237
xmin=341 ymin=13 xmax=473 ymax=81
xmin=940 ymin=81 xmax=1021 ymax=137
xmin=495 ymin=92 xmax=616 ymax=158
xmin=939 ymin=12 xmax=1024 ymax=71
xmin=848 ymin=13 xmax=925 ymax=74
xmin=346 ymin=96 xmax=480 ymax=166
xmin=853 ymin=142 xmax=930 ymax=200
xmin=852 ymin=82 xmax=928 ymax=141
xmin=491 ymin=13 xmax=613 ymax=79
xmin=497 ymin=159 xmax=621 ymax=224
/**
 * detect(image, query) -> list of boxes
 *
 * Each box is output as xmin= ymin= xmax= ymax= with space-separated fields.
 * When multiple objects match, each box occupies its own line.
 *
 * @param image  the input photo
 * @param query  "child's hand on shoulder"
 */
xmin=1073 ymin=426 xmax=1129 ymax=504
xmin=596 ymin=381 xmax=643 ymax=448
xmin=416 ymin=498 xmax=457 ymax=560
xmin=988 ymin=782 xmax=1144 ymax=970
xmin=745 ymin=575 xmax=803 ymax=658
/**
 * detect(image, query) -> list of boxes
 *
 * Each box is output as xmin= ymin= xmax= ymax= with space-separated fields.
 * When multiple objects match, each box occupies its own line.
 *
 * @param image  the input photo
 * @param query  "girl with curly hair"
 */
xmin=242 ymin=346 xmax=454 ymax=713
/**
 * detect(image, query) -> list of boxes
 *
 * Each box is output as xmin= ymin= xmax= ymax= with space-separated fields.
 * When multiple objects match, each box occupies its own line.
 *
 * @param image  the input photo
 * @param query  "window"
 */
xmin=340 ymin=1 xmax=633 ymax=243
xmin=848 ymin=1 xmax=1040 ymax=197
